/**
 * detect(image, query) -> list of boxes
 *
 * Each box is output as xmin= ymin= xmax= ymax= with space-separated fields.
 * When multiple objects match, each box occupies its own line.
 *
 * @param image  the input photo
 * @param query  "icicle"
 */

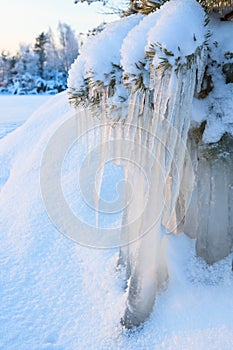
xmin=196 ymin=47 xmax=208 ymax=95
xmin=122 ymin=42 xmax=207 ymax=327
xmin=111 ymin=123 xmax=122 ymax=166
xmin=94 ymin=103 xmax=111 ymax=227
xmin=71 ymin=0 xmax=209 ymax=328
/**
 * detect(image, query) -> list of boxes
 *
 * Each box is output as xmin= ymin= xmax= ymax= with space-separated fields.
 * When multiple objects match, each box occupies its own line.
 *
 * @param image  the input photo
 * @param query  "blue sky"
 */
xmin=0 ymin=0 xmax=121 ymax=53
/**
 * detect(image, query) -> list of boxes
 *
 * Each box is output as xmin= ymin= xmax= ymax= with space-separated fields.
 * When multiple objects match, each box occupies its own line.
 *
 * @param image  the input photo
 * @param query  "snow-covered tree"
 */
xmin=0 ymin=23 xmax=79 ymax=94
xmin=34 ymin=32 xmax=48 ymax=79
xmin=0 ymin=51 xmax=10 ymax=87
xmin=58 ymin=22 xmax=79 ymax=73
xmin=44 ymin=28 xmax=60 ymax=79
xmin=14 ymin=44 xmax=38 ymax=76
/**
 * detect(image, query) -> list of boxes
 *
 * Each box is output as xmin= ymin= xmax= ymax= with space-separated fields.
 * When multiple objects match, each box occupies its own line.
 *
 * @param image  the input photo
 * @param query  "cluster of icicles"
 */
xmin=68 ymin=0 xmax=208 ymax=328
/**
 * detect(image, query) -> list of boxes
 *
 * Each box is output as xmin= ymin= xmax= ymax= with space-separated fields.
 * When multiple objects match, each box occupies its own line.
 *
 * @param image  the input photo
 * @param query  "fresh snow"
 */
xmin=1 ymin=0 xmax=233 ymax=347
xmin=121 ymin=11 xmax=161 ymax=85
xmin=0 ymin=95 xmax=50 ymax=140
xmin=0 ymin=95 xmax=50 ymax=123
xmin=69 ymin=0 xmax=233 ymax=144
xmin=121 ymin=0 xmax=206 ymax=89
xmin=146 ymin=0 xmax=207 ymax=67
xmin=68 ymin=14 xmax=143 ymax=89
xmin=194 ymin=18 xmax=233 ymax=143
xmin=69 ymin=0 xmax=207 ymax=92
xmin=0 ymin=94 xmax=233 ymax=349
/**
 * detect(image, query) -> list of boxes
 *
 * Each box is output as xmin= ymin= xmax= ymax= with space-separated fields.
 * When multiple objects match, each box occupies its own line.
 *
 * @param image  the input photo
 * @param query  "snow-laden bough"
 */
xmin=67 ymin=0 xmax=233 ymax=328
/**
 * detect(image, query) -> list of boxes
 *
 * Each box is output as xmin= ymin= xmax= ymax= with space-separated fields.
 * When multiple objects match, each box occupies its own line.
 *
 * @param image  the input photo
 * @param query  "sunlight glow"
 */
xmin=0 ymin=0 xmax=119 ymax=53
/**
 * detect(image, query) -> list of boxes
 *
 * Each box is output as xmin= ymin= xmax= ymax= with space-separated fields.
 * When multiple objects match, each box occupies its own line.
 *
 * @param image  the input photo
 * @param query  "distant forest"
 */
xmin=0 ymin=23 xmax=79 ymax=95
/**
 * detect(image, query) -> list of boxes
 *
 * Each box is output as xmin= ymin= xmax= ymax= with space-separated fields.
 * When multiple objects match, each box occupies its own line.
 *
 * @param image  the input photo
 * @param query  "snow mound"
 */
xmin=0 ymin=92 xmax=233 ymax=349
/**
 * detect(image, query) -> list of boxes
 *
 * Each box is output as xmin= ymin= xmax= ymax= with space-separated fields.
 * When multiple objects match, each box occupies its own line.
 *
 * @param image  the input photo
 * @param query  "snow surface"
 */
xmin=146 ymin=0 xmax=206 ymax=67
xmin=0 ymin=94 xmax=233 ymax=349
xmin=192 ymin=19 xmax=233 ymax=143
xmin=0 ymin=95 xmax=50 ymax=140
xmin=0 ymin=95 xmax=50 ymax=123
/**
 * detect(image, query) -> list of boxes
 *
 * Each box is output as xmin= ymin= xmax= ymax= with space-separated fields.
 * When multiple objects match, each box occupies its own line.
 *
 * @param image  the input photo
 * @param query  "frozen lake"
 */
xmin=0 ymin=95 xmax=51 ymax=139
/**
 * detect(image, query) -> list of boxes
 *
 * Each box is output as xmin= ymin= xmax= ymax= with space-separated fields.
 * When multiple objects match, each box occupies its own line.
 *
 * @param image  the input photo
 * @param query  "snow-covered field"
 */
xmin=0 ymin=93 xmax=233 ymax=350
xmin=0 ymin=95 xmax=50 ymax=139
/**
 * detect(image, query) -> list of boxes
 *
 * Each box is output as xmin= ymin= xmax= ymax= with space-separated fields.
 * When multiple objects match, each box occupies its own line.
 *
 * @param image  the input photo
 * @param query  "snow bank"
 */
xmin=0 ymin=94 xmax=233 ymax=349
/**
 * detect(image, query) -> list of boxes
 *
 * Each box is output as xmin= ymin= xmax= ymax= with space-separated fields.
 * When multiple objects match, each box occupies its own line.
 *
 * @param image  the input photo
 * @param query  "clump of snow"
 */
xmin=68 ymin=14 xmax=143 ymax=90
xmin=209 ymin=18 xmax=233 ymax=62
xmin=202 ymin=82 xmax=233 ymax=143
xmin=121 ymin=0 xmax=207 ymax=89
xmin=192 ymin=19 xmax=233 ymax=143
xmin=121 ymin=11 xmax=160 ymax=86
xmin=146 ymin=0 xmax=207 ymax=67
xmin=192 ymin=97 xmax=209 ymax=124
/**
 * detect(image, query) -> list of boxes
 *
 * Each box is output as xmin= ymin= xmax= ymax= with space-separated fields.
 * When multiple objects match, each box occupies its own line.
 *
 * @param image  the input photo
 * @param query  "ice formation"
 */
xmin=68 ymin=0 xmax=233 ymax=327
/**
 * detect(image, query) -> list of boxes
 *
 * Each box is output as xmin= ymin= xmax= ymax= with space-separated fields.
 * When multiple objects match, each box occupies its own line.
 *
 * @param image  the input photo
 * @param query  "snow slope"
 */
xmin=0 ymin=93 xmax=233 ymax=349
